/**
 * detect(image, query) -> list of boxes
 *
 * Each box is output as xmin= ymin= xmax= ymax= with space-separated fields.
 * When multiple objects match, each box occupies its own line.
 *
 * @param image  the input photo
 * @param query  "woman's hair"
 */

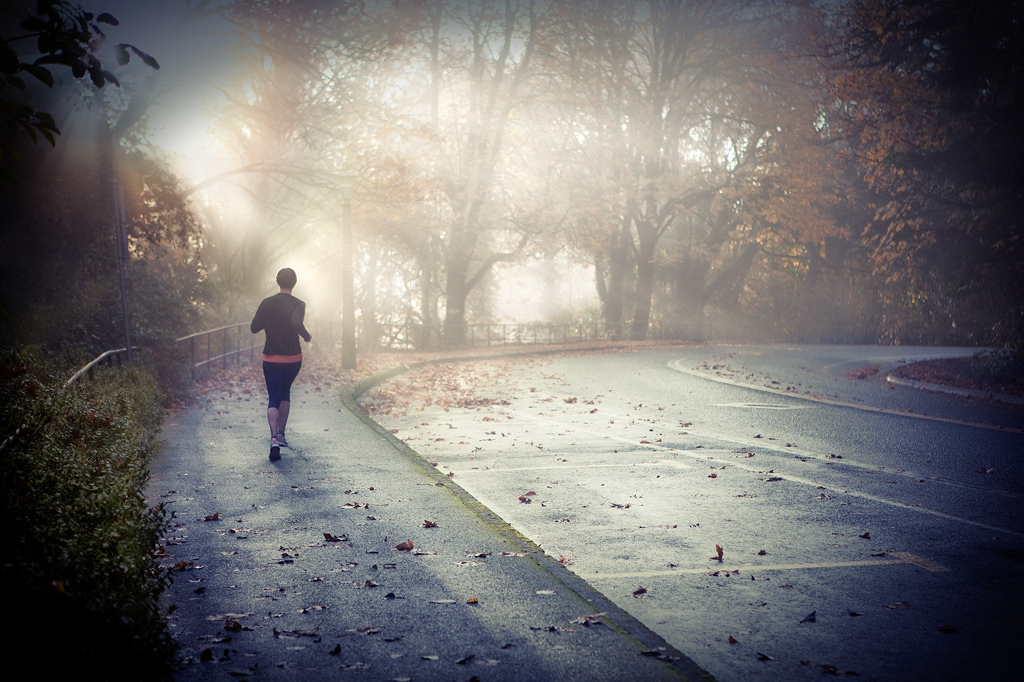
xmin=276 ymin=267 xmax=297 ymax=289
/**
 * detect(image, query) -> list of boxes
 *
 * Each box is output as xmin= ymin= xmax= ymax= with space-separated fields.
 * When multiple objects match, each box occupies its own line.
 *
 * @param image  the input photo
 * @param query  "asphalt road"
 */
xmin=150 ymin=360 xmax=702 ymax=682
xmin=365 ymin=344 xmax=1024 ymax=681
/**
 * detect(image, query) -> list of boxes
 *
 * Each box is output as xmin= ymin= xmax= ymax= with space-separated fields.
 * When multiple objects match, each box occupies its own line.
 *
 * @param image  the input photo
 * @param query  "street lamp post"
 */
xmin=339 ymin=174 xmax=356 ymax=370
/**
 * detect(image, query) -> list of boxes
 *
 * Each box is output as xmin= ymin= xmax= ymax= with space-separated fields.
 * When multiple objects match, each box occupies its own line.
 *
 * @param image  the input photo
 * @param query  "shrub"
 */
xmin=0 ymin=352 xmax=175 ymax=680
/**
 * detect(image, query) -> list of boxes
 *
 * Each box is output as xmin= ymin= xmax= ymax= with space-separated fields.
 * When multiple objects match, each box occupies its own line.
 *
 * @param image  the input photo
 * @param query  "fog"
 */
xmin=1 ymin=0 xmax=1018 ymax=352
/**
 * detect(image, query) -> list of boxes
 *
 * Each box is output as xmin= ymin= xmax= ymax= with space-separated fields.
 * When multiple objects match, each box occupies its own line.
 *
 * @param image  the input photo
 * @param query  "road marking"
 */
xmin=587 ymin=554 xmax=948 ymax=580
xmin=455 ymin=460 xmax=691 ymax=474
xmin=495 ymin=406 xmax=1024 ymax=537
xmin=713 ymin=402 xmax=813 ymax=410
xmin=667 ymin=359 xmax=1024 ymax=434
xmin=890 ymin=552 xmax=950 ymax=572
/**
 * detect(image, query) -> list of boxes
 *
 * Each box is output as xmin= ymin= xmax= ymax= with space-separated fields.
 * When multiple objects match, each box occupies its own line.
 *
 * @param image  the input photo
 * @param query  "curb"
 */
xmin=341 ymin=351 xmax=716 ymax=682
xmin=885 ymin=373 xmax=1024 ymax=406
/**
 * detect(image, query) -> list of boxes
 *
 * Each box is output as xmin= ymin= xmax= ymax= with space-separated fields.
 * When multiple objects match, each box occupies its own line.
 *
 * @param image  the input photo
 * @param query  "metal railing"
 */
xmin=464 ymin=323 xmax=623 ymax=347
xmin=177 ymin=323 xmax=260 ymax=380
xmin=65 ymin=347 xmax=138 ymax=387
xmin=65 ymin=316 xmax=882 ymax=387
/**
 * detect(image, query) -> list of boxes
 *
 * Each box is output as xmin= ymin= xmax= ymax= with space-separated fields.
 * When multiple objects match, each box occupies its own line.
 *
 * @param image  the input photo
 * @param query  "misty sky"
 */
xmin=98 ymin=1 xmax=238 ymax=180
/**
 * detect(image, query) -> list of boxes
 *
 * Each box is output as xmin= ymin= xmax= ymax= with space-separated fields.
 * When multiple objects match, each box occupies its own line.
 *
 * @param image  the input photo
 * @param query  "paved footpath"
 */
xmin=148 ymin=371 xmax=712 ymax=681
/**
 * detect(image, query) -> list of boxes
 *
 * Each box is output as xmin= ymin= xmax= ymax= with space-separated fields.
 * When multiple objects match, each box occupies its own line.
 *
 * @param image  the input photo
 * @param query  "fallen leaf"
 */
xmin=273 ymin=626 xmax=320 ymax=638
xmin=395 ymin=539 xmax=414 ymax=551
xmin=571 ymin=613 xmax=607 ymax=625
xmin=203 ymin=512 xmax=221 ymax=521
xmin=224 ymin=618 xmax=251 ymax=632
xmin=801 ymin=611 xmax=817 ymax=623
xmin=328 ymin=644 xmax=341 ymax=655
xmin=323 ymin=533 xmax=347 ymax=542
xmin=859 ymin=532 xmax=871 ymax=539
xmin=758 ymin=549 xmax=767 ymax=556
xmin=728 ymin=635 xmax=739 ymax=644
xmin=711 ymin=544 xmax=724 ymax=562
xmin=466 ymin=597 xmax=479 ymax=604
xmin=632 ymin=586 xmax=648 ymax=597
xmin=422 ymin=520 xmax=438 ymax=528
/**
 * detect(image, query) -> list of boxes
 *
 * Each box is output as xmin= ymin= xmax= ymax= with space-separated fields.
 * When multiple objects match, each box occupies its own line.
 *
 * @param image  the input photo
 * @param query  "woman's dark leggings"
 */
xmin=263 ymin=361 xmax=301 ymax=409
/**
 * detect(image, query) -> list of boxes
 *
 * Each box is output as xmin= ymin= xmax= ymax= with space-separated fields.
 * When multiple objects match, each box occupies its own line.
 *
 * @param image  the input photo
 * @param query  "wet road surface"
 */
xmin=362 ymin=344 xmax=1024 ymax=681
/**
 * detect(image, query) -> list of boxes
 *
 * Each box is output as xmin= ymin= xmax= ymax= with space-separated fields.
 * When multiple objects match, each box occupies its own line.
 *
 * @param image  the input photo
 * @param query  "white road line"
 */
xmin=518 ymin=387 xmax=1024 ymax=498
xmin=498 ymin=405 xmax=1024 ymax=537
xmin=586 ymin=552 xmax=948 ymax=580
xmin=667 ymin=358 xmax=1024 ymax=434
xmin=455 ymin=460 xmax=691 ymax=474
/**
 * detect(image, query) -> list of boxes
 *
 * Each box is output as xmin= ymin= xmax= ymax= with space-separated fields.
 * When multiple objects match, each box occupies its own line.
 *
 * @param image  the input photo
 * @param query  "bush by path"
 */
xmin=0 ymin=352 xmax=175 ymax=680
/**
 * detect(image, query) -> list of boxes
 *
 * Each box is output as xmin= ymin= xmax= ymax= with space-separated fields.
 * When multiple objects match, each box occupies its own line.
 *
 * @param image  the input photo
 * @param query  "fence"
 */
xmin=463 ymin=323 xmax=622 ymax=347
xmin=67 ymin=316 xmax=880 ymax=385
xmin=177 ymin=323 xmax=260 ymax=380
xmin=65 ymin=347 xmax=138 ymax=387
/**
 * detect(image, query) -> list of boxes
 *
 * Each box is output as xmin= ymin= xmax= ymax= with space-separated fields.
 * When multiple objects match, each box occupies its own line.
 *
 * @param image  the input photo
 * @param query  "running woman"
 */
xmin=250 ymin=268 xmax=312 ymax=460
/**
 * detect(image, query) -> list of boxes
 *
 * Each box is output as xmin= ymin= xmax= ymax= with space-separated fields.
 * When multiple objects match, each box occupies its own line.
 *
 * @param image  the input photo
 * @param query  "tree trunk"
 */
xmin=629 ymin=218 xmax=659 ymax=341
xmin=419 ymin=256 xmax=435 ymax=350
xmin=362 ymin=240 xmax=379 ymax=351
xmin=630 ymin=249 xmax=655 ymax=340
xmin=599 ymin=225 xmax=629 ymax=339
xmin=669 ymin=256 xmax=710 ymax=341
xmin=443 ymin=279 xmax=468 ymax=347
